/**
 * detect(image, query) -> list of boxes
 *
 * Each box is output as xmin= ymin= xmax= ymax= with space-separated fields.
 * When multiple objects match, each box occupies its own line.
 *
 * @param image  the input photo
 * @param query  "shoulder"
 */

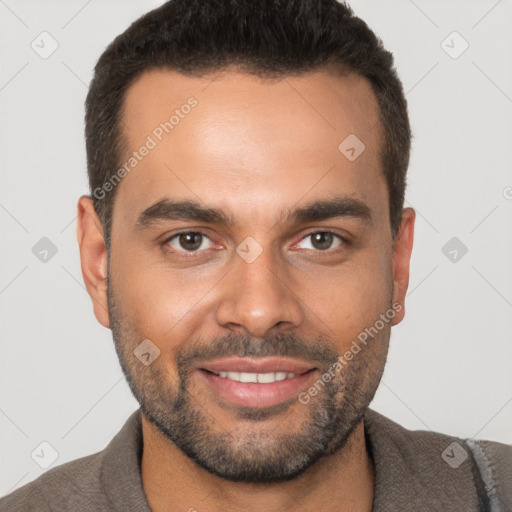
xmin=0 ymin=448 xmax=112 ymax=511
xmin=466 ymin=437 xmax=512 ymax=511
xmin=364 ymin=407 xmax=512 ymax=460
xmin=364 ymin=408 xmax=512 ymax=510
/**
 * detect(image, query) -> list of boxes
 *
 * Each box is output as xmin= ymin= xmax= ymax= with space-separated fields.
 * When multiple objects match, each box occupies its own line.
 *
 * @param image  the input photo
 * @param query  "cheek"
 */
xmin=300 ymin=250 xmax=392 ymax=342
xmin=110 ymin=247 xmax=219 ymax=345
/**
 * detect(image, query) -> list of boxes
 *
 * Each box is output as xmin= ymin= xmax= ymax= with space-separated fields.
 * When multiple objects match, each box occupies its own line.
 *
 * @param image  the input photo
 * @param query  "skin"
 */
xmin=77 ymin=68 xmax=415 ymax=511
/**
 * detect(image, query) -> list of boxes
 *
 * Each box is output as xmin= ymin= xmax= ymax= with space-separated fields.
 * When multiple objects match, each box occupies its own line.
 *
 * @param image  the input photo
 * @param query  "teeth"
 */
xmin=214 ymin=371 xmax=297 ymax=383
xmin=239 ymin=372 xmax=258 ymax=383
xmin=257 ymin=372 xmax=277 ymax=384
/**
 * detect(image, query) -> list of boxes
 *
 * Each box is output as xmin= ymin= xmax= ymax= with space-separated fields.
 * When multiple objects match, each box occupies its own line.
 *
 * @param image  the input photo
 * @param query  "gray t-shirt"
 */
xmin=1 ymin=408 xmax=510 ymax=511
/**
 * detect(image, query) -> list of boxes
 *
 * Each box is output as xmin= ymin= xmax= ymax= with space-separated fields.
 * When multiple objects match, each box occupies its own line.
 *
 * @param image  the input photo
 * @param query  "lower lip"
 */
xmin=198 ymin=369 xmax=316 ymax=408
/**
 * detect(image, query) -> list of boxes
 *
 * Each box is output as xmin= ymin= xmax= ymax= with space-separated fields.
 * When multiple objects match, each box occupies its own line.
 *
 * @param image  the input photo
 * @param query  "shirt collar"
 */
xmin=100 ymin=409 xmax=152 ymax=511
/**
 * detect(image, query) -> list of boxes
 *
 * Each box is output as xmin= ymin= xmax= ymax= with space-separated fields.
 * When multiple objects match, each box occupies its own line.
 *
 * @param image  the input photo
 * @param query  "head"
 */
xmin=77 ymin=0 xmax=415 ymax=484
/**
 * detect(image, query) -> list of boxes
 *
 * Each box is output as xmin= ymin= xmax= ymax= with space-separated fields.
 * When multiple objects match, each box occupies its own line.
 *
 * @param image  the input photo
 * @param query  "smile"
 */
xmin=196 ymin=357 xmax=318 ymax=408
xmin=208 ymin=371 xmax=297 ymax=383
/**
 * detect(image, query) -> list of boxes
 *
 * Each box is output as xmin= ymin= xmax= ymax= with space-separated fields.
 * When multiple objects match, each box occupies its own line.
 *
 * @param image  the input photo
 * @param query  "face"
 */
xmin=78 ymin=68 xmax=415 ymax=483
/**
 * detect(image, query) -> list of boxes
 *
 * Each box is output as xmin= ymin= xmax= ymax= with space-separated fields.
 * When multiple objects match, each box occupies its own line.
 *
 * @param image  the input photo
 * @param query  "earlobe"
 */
xmin=76 ymin=195 xmax=110 ymax=328
xmin=391 ymin=207 xmax=415 ymax=326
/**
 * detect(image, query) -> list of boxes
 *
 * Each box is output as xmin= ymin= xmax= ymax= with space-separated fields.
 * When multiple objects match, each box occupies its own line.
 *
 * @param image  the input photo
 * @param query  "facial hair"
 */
xmin=107 ymin=274 xmax=391 ymax=484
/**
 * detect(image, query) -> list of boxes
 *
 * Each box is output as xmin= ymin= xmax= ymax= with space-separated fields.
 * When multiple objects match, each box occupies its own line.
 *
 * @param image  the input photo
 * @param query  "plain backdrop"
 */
xmin=1 ymin=0 xmax=511 ymax=496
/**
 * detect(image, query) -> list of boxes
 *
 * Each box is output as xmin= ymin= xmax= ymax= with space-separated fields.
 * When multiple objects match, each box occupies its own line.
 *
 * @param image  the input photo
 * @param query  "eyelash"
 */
xmin=161 ymin=230 xmax=350 ymax=258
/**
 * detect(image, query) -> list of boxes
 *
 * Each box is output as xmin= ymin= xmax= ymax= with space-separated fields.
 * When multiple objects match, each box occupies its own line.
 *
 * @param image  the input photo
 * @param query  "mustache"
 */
xmin=176 ymin=332 xmax=340 ymax=372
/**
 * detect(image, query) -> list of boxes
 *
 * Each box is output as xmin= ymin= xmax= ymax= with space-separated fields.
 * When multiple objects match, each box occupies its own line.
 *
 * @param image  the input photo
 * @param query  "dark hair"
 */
xmin=85 ymin=0 xmax=411 ymax=245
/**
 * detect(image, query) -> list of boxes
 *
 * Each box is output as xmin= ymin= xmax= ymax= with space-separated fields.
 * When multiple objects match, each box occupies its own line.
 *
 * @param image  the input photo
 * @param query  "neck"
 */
xmin=141 ymin=415 xmax=374 ymax=512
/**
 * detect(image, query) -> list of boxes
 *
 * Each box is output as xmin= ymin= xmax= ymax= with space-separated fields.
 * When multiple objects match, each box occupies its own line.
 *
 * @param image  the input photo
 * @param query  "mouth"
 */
xmin=205 ymin=370 xmax=301 ymax=383
xmin=196 ymin=357 xmax=318 ymax=408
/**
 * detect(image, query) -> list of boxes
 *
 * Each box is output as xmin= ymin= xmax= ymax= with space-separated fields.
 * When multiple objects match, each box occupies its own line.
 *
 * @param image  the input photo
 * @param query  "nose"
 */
xmin=215 ymin=247 xmax=305 ymax=338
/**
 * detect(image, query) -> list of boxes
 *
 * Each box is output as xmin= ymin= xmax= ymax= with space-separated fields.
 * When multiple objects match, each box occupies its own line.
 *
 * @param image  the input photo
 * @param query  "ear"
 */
xmin=76 ymin=195 xmax=110 ymax=328
xmin=390 ymin=207 xmax=415 ymax=325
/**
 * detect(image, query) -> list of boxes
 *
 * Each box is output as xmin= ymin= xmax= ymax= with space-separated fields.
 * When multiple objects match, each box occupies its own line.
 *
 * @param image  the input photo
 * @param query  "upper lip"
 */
xmin=199 ymin=356 xmax=317 ymax=375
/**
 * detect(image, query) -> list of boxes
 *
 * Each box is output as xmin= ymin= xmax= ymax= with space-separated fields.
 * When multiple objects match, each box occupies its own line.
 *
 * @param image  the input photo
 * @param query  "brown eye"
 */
xmin=297 ymin=231 xmax=344 ymax=251
xmin=165 ymin=232 xmax=213 ymax=254
xmin=178 ymin=232 xmax=203 ymax=251
xmin=311 ymin=232 xmax=333 ymax=250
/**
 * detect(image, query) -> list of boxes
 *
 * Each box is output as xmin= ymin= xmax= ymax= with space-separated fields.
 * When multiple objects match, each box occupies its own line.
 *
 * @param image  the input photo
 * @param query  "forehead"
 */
xmin=115 ymin=68 xmax=386 ymax=227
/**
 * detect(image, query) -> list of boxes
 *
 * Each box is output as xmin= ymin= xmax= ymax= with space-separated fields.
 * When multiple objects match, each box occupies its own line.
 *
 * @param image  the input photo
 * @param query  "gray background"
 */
xmin=1 ymin=0 xmax=511 ymax=496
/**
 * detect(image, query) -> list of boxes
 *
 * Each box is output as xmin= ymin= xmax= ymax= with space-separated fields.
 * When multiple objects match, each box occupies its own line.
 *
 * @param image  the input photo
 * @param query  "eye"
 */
xmin=164 ymin=231 xmax=214 ymax=254
xmin=162 ymin=230 xmax=348 ymax=258
xmin=296 ymin=231 xmax=347 ymax=251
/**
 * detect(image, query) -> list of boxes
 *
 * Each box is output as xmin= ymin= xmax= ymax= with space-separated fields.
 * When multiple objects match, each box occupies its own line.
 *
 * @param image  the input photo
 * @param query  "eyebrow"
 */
xmin=135 ymin=195 xmax=373 ymax=230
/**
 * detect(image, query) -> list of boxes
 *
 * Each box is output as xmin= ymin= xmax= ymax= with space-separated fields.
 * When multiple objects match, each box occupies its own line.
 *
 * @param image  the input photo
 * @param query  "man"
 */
xmin=1 ymin=0 xmax=510 ymax=510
